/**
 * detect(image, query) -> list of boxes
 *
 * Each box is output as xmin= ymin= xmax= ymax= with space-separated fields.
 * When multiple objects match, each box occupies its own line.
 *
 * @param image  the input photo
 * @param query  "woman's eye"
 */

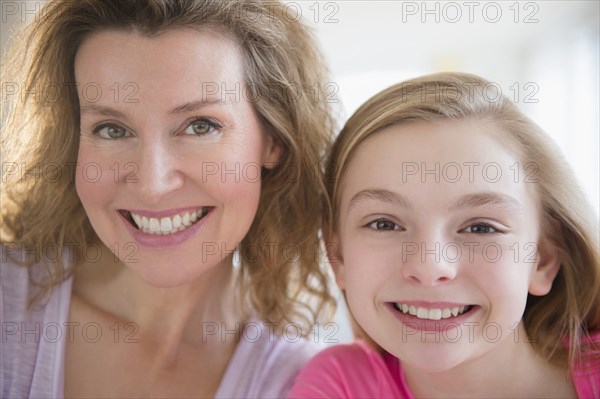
xmin=367 ymin=219 xmax=400 ymax=231
xmin=464 ymin=223 xmax=498 ymax=234
xmin=184 ymin=118 xmax=220 ymax=136
xmin=93 ymin=124 xmax=128 ymax=139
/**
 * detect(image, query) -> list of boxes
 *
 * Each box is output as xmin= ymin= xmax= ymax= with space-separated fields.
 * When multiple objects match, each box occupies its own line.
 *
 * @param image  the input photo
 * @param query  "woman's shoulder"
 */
xmin=288 ymin=340 xmax=408 ymax=399
xmin=1 ymin=244 xmax=73 ymax=313
xmin=215 ymin=320 xmax=324 ymax=398
xmin=0 ymin=244 xmax=73 ymax=398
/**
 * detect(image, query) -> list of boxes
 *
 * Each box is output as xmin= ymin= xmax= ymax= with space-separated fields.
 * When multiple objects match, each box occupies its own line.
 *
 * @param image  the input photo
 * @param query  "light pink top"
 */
xmin=289 ymin=337 xmax=600 ymax=399
xmin=1 ymin=246 xmax=320 ymax=398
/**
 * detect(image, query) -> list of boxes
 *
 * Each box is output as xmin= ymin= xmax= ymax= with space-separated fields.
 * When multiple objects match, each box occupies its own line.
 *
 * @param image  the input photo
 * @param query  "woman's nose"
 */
xmin=121 ymin=140 xmax=185 ymax=203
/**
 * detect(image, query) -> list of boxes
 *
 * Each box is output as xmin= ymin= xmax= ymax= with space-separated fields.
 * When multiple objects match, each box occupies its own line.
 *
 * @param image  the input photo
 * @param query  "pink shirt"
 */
xmin=289 ymin=337 xmax=600 ymax=399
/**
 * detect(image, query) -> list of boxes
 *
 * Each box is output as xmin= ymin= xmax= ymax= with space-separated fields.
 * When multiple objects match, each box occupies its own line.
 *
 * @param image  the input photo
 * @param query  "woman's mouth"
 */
xmin=118 ymin=207 xmax=212 ymax=236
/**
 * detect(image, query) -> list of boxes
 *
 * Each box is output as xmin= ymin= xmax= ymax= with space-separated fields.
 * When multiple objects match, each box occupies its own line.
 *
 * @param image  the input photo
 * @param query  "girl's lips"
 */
xmin=386 ymin=302 xmax=480 ymax=332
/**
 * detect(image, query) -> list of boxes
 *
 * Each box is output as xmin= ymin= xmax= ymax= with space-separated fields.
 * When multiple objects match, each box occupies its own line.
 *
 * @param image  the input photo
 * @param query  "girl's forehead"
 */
xmin=337 ymin=118 xmax=539 ymax=210
xmin=351 ymin=119 xmax=513 ymax=166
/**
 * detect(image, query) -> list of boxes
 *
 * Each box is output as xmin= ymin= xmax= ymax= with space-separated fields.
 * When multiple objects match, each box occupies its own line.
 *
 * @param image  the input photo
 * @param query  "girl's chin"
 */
xmin=385 ymin=344 xmax=471 ymax=373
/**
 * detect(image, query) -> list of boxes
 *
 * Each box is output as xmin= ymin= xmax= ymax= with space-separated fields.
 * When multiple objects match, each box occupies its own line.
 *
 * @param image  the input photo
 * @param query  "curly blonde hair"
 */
xmin=325 ymin=72 xmax=599 ymax=369
xmin=1 ymin=0 xmax=336 ymax=328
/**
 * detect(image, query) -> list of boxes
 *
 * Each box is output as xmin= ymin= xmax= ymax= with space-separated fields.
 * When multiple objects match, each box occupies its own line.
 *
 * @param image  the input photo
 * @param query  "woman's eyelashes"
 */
xmin=182 ymin=117 xmax=222 ymax=136
xmin=92 ymin=123 xmax=129 ymax=139
xmin=90 ymin=117 xmax=223 ymax=139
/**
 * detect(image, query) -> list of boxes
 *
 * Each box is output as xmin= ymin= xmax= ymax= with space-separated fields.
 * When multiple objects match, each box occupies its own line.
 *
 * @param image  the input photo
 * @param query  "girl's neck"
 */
xmin=401 ymin=323 xmax=577 ymax=398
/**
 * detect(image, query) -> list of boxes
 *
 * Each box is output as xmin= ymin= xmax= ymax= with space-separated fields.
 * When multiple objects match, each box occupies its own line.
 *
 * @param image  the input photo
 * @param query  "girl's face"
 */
xmin=75 ymin=29 xmax=280 ymax=287
xmin=332 ymin=119 xmax=559 ymax=372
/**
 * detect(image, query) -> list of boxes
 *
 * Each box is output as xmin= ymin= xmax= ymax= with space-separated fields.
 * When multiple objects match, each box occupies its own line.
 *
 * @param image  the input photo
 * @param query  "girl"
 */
xmin=289 ymin=72 xmax=600 ymax=398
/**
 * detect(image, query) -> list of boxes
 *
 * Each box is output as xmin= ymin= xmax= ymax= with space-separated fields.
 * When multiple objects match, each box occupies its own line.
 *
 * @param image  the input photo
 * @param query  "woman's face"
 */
xmin=75 ymin=29 xmax=280 ymax=286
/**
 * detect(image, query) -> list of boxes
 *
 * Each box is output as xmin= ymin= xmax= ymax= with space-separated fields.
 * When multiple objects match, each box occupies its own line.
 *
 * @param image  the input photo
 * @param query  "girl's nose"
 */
xmin=401 ymin=239 xmax=458 ymax=286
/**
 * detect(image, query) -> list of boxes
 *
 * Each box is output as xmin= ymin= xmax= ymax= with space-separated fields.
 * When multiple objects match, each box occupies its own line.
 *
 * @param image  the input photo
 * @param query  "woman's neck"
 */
xmin=72 ymin=242 xmax=244 ymax=361
xmin=401 ymin=323 xmax=576 ymax=398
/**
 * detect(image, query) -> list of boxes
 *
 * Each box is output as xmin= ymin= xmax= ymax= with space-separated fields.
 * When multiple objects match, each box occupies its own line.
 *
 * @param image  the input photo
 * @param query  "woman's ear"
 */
xmin=324 ymin=230 xmax=346 ymax=289
xmin=528 ymin=237 xmax=561 ymax=296
xmin=262 ymin=134 xmax=283 ymax=169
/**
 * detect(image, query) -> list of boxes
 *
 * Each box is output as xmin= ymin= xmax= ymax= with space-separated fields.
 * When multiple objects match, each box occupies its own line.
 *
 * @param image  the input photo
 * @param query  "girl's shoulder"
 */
xmin=571 ymin=331 xmax=600 ymax=399
xmin=288 ymin=340 xmax=411 ymax=399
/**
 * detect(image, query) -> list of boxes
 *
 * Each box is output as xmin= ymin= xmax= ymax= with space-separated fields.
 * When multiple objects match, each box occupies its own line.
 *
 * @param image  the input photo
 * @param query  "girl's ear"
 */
xmin=324 ymin=230 xmax=346 ymax=289
xmin=529 ymin=237 xmax=561 ymax=296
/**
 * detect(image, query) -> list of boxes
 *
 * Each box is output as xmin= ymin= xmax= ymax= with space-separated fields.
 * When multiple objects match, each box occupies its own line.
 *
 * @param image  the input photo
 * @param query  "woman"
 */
xmin=0 ymin=0 xmax=335 ymax=397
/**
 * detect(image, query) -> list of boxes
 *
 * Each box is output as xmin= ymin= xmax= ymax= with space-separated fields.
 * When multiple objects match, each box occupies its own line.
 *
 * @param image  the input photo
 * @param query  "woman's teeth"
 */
xmin=393 ymin=303 xmax=472 ymax=320
xmin=129 ymin=208 xmax=209 ymax=235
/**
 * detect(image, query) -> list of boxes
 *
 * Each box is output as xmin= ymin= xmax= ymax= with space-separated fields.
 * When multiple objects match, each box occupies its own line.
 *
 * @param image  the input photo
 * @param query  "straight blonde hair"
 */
xmin=325 ymin=72 xmax=599 ymax=369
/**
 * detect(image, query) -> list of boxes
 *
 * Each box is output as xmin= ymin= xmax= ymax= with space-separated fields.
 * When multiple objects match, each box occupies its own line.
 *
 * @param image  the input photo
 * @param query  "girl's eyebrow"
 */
xmin=348 ymin=189 xmax=413 ymax=210
xmin=347 ymin=190 xmax=522 ymax=213
xmin=449 ymin=192 xmax=522 ymax=212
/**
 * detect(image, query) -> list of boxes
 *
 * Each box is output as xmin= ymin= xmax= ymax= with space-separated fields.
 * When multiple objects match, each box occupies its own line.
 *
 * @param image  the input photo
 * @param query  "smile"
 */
xmin=119 ymin=207 xmax=212 ymax=236
xmin=392 ymin=303 xmax=474 ymax=320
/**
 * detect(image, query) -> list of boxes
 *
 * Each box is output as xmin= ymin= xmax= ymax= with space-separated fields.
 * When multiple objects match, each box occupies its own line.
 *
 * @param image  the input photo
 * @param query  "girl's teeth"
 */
xmin=129 ymin=208 xmax=209 ymax=235
xmin=395 ymin=303 xmax=471 ymax=320
xmin=429 ymin=308 xmax=442 ymax=320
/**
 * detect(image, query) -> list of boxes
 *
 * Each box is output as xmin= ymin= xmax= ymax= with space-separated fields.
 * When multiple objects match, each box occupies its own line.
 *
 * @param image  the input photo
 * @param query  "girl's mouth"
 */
xmin=391 ymin=302 xmax=475 ymax=320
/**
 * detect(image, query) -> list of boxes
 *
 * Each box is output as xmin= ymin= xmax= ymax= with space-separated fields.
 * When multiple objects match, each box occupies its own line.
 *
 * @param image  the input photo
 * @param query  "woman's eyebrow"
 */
xmin=169 ymin=99 xmax=227 ymax=114
xmin=79 ymin=104 xmax=126 ymax=118
xmin=348 ymin=188 xmax=413 ymax=210
xmin=449 ymin=192 xmax=522 ymax=212
xmin=79 ymin=99 xmax=226 ymax=118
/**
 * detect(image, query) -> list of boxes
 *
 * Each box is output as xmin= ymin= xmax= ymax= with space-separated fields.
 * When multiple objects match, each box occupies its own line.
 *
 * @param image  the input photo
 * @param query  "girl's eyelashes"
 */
xmin=365 ymin=218 xmax=403 ymax=232
xmin=92 ymin=123 xmax=129 ymax=139
xmin=183 ymin=117 xmax=222 ymax=136
xmin=461 ymin=221 xmax=503 ymax=234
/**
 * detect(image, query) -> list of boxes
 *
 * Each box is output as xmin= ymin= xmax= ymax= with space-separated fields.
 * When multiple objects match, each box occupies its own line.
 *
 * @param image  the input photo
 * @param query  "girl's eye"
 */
xmin=184 ymin=118 xmax=220 ymax=136
xmin=367 ymin=218 xmax=400 ymax=231
xmin=93 ymin=124 xmax=128 ymax=139
xmin=464 ymin=222 xmax=498 ymax=234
